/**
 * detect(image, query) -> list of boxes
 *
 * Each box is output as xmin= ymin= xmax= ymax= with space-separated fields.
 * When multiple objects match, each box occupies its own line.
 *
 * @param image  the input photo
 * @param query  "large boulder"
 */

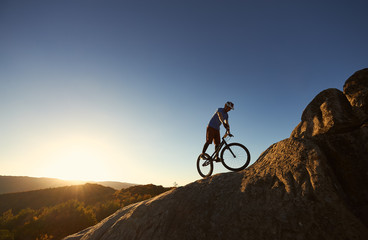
xmin=291 ymin=68 xmax=368 ymax=139
xmin=291 ymin=88 xmax=359 ymax=138
xmin=343 ymin=68 xmax=368 ymax=122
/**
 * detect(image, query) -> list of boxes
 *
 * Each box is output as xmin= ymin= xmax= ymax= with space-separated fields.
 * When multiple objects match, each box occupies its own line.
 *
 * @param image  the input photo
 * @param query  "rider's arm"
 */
xmin=217 ymin=112 xmax=230 ymax=131
xmin=217 ymin=112 xmax=225 ymax=125
xmin=224 ymin=119 xmax=230 ymax=132
xmin=224 ymin=119 xmax=233 ymax=136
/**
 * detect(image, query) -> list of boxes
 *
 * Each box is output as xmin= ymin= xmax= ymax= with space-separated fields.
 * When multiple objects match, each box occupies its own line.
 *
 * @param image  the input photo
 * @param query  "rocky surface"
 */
xmin=64 ymin=69 xmax=368 ymax=240
xmin=343 ymin=68 xmax=368 ymax=122
xmin=290 ymin=88 xmax=360 ymax=138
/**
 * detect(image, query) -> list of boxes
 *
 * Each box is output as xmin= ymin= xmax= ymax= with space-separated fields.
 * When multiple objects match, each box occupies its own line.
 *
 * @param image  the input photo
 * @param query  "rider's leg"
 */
xmin=214 ymin=131 xmax=221 ymax=160
xmin=214 ymin=144 xmax=220 ymax=157
xmin=202 ymin=141 xmax=210 ymax=154
xmin=203 ymin=126 xmax=213 ymax=154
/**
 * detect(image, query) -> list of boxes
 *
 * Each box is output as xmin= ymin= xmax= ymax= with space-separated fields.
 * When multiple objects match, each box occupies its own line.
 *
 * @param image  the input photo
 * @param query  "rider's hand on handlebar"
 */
xmin=226 ymin=130 xmax=233 ymax=137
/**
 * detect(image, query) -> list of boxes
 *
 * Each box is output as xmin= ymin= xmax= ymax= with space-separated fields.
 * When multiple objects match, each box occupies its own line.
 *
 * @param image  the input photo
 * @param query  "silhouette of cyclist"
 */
xmin=202 ymin=101 xmax=234 ymax=161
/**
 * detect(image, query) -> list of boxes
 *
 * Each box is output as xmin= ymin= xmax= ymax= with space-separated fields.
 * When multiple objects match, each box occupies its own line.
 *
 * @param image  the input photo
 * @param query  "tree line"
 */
xmin=0 ymin=184 xmax=172 ymax=240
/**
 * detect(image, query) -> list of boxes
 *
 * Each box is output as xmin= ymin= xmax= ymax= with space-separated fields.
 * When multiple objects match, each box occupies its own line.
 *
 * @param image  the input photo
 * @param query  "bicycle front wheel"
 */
xmin=220 ymin=143 xmax=250 ymax=171
xmin=197 ymin=153 xmax=213 ymax=178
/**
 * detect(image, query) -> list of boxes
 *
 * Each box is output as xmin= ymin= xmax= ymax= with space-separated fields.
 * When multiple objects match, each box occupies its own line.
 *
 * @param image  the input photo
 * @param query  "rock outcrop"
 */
xmin=343 ymin=68 xmax=368 ymax=122
xmin=64 ymin=69 xmax=368 ymax=240
xmin=290 ymin=88 xmax=360 ymax=138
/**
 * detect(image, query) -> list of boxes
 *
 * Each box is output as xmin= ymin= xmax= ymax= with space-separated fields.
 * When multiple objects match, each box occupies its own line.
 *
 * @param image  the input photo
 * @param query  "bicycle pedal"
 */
xmin=203 ymin=160 xmax=210 ymax=166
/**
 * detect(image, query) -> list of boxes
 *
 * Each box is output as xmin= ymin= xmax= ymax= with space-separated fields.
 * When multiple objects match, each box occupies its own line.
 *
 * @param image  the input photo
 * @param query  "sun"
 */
xmin=25 ymin=129 xmax=134 ymax=182
xmin=45 ymin=147 xmax=109 ymax=181
xmin=36 ymin=132 xmax=116 ymax=182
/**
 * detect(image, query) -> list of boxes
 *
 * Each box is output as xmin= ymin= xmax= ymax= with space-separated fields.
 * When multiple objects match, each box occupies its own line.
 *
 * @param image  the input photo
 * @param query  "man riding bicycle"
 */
xmin=202 ymin=101 xmax=234 ymax=161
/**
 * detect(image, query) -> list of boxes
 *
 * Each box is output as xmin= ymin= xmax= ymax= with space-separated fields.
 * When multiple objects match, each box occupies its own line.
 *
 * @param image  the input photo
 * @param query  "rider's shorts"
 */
xmin=206 ymin=126 xmax=220 ymax=145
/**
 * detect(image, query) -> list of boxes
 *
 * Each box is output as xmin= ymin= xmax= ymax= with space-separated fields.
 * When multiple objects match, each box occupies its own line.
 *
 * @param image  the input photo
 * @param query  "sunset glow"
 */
xmin=42 ymin=145 xmax=109 ymax=181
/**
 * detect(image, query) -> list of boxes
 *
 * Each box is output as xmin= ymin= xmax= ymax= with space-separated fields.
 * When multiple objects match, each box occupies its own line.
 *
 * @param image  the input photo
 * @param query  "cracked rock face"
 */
xmin=64 ymin=69 xmax=368 ymax=240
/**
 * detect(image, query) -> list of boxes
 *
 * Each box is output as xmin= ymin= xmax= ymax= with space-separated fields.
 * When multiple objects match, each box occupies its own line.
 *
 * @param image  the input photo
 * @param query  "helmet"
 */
xmin=225 ymin=101 xmax=234 ymax=110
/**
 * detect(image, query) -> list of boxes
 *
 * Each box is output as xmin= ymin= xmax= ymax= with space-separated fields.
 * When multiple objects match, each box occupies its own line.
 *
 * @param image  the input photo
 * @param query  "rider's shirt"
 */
xmin=208 ymin=108 xmax=228 ymax=130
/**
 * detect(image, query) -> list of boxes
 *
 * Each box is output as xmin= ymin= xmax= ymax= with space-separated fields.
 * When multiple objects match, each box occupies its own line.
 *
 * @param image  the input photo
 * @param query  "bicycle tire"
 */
xmin=220 ymin=143 xmax=250 ymax=171
xmin=197 ymin=153 xmax=213 ymax=178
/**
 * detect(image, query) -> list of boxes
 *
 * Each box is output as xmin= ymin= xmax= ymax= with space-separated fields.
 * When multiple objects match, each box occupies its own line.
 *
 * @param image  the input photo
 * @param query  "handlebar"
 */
xmin=223 ymin=132 xmax=234 ymax=138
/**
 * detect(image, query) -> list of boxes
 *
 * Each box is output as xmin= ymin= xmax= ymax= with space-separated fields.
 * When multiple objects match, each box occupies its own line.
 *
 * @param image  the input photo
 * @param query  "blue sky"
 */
xmin=1 ymin=0 xmax=367 ymax=186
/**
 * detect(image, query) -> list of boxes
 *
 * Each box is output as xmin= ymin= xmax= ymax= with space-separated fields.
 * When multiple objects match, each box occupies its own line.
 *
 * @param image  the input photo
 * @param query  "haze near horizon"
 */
xmin=1 ymin=0 xmax=367 ymax=186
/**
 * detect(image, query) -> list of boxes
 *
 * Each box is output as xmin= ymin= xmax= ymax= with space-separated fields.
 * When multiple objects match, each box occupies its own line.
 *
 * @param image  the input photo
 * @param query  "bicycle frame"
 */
xmin=208 ymin=133 xmax=235 ymax=161
xmin=197 ymin=133 xmax=251 ymax=178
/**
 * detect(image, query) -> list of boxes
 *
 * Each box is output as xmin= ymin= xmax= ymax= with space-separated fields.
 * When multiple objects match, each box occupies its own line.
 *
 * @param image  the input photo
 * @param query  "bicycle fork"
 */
xmin=227 ymin=146 xmax=237 ymax=158
xmin=221 ymin=140 xmax=239 ymax=159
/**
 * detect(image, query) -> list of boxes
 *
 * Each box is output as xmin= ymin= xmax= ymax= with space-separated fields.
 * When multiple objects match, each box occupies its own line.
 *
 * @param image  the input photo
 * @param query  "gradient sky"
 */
xmin=1 ymin=0 xmax=367 ymax=187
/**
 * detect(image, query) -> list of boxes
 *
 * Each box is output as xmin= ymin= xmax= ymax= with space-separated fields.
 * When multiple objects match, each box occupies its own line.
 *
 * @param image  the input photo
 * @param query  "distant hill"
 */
xmin=0 ymin=183 xmax=116 ymax=214
xmin=0 ymin=176 xmax=83 ymax=194
xmin=91 ymin=181 xmax=135 ymax=190
xmin=0 ymin=176 xmax=136 ymax=194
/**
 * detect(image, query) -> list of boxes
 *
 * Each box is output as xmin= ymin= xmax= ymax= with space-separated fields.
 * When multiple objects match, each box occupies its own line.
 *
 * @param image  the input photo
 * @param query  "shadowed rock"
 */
xmin=291 ymin=88 xmax=359 ymax=138
xmin=343 ymin=68 xmax=368 ymax=122
xmin=64 ymin=69 xmax=368 ymax=240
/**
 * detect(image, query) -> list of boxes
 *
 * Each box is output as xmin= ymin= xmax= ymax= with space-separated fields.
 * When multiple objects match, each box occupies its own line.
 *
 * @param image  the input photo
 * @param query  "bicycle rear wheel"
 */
xmin=220 ymin=143 xmax=250 ymax=171
xmin=197 ymin=153 xmax=213 ymax=178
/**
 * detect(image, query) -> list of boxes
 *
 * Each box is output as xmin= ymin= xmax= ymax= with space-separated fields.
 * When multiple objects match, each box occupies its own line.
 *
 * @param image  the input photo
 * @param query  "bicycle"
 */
xmin=197 ymin=132 xmax=251 ymax=178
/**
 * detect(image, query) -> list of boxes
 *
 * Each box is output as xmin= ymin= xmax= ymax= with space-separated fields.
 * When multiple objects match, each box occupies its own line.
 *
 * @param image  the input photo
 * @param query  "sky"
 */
xmin=1 ymin=0 xmax=367 ymax=187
